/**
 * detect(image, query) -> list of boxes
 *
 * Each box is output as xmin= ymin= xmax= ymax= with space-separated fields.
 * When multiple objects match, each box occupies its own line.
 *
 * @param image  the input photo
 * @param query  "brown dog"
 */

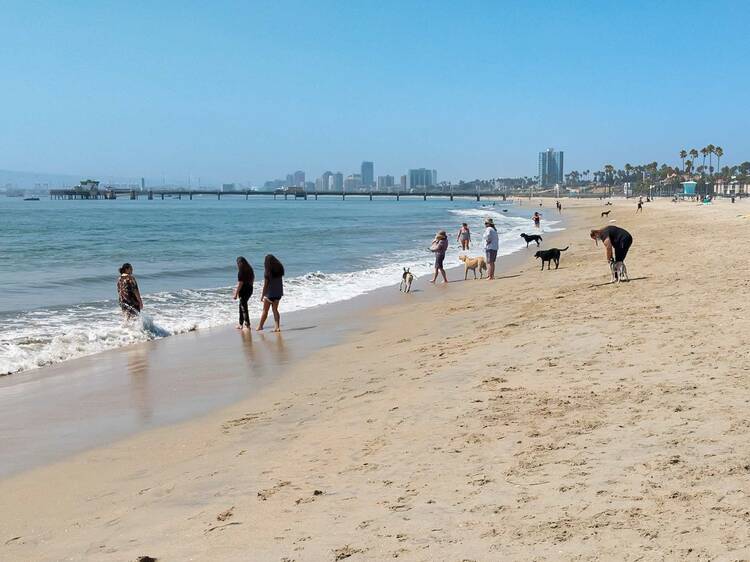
xmin=459 ymin=255 xmax=487 ymax=279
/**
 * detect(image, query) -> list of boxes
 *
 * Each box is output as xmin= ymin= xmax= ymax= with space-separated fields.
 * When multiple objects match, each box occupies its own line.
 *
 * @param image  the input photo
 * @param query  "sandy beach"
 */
xmin=2 ymin=197 xmax=749 ymax=561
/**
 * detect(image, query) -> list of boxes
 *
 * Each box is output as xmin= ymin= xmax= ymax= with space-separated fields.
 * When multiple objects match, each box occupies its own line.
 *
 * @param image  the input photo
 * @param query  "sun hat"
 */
xmin=484 ymin=217 xmax=495 ymax=225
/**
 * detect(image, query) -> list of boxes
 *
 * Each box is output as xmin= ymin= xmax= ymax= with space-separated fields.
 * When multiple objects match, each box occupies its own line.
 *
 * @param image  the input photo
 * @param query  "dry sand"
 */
xmin=2 ymin=198 xmax=749 ymax=561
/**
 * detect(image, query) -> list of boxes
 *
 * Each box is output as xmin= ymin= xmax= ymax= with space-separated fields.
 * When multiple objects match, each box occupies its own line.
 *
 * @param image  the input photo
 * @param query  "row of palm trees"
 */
xmin=679 ymin=145 xmax=723 ymax=177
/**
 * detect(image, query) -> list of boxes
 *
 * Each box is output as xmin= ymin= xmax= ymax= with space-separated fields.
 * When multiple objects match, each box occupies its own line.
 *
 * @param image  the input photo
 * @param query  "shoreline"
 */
xmin=0 ymin=198 xmax=555 ymax=377
xmin=0 ymin=207 xmax=566 ymax=477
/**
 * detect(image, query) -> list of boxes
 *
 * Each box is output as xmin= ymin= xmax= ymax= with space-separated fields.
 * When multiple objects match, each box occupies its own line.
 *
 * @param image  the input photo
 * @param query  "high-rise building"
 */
xmin=332 ymin=172 xmax=344 ymax=190
xmin=293 ymin=170 xmax=306 ymax=187
xmin=377 ymin=175 xmax=395 ymax=190
xmin=400 ymin=175 xmax=407 ymax=189
xmin=408 ymin=168 xmax=437 ymax=189
xmin=344 ymin=174 xmax=362 ymax=191
xmin=361 ymin=161 xmax=374 ymax=188
xmin=538 ymin=148 xmax=564 ymax=187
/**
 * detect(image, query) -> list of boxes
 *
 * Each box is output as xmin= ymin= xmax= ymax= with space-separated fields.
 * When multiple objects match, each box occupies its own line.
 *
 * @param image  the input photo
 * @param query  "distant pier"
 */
xmin=49 ymin=188 xmax=509 ymax=202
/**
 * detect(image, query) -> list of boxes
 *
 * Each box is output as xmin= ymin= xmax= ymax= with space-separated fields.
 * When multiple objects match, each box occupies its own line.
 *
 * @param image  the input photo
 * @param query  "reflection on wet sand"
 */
xmin=126 ymin=346 xmax=152 ymax=423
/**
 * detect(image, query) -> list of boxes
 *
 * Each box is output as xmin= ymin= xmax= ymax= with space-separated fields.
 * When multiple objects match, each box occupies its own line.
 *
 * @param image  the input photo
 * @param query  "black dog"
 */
xmin=520 ymin=232 xmax=543 ymax=247
xmin=534 ymin=246 xmax=569 ymax=270
xmin=601 ymin=210 xmax=611 ymax=217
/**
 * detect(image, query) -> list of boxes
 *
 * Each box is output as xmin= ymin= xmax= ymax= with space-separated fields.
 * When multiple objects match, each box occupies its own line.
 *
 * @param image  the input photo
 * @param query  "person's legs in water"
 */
xmin=271 ymin=299 xmax=281 ymax=332
xmin=257 ymin=298 xmax=271 ymax=331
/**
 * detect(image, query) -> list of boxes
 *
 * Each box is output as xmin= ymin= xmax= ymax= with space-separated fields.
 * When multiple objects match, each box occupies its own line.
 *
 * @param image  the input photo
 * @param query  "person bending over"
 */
xmin=590 ymin=225 xmax=633 ymax=280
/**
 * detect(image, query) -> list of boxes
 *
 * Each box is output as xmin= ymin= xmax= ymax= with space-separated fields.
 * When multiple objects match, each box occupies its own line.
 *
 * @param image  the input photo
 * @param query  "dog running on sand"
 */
xmin=534 ymin=246 xmax=569 ymax=270
xmin=458 ymin=255 xmax=487 ymax=280
xmin=520 ymin=232 xmax=543 ymax=247
xmin=400 ymin=268 xmax=414 ymax=293
xmin=601 ymin=210 xmax=611 ymax=218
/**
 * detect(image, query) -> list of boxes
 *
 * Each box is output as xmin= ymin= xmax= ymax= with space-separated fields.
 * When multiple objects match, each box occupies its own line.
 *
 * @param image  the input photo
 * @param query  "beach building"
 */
xmin=714 ymin=178 xmax=749 ymax=196
xmin=538 ymin=148 xmax=564 ymax=187
xmin=361 ymin=161 xmax=374 ymax=188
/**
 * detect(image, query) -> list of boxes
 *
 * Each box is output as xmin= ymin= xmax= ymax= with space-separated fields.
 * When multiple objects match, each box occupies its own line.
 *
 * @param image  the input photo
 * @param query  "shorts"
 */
xmin=485 ymin=249 xmax=497 ymax=264
xmin=264 ymin=296 xmax=282 ymax=302
xmin=614 ymin=234 xmax=633 ymax=262
xmin=434 ymin=254 xmax=445 ymax=270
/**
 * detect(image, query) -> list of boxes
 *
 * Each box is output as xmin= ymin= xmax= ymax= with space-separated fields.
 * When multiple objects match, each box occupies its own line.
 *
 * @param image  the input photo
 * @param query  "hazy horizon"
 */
xmin=2 ymin=1 xmax=749 ymax=184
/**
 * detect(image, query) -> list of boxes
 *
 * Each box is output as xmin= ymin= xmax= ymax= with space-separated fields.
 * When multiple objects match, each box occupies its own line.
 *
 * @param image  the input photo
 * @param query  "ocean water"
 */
xmin=0 ymin=196 xmax=562 ymax=375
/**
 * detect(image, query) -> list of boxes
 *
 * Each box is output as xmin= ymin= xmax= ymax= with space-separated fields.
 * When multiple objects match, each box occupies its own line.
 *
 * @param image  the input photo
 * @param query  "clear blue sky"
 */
xmin=1 ymin=0 xmax=748 ymax=184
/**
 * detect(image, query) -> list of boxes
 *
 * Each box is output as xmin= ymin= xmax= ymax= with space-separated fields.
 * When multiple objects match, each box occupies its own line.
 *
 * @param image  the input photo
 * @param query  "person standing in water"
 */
xmin=116 ymin=263 xmax=143 ymax=319
xmin=456 ymin=223 xmax=471 ymax=250
xmin=430 ymin=230 xmax=449 ymax=284
xmin=533 ymin=211 xmax=542 ymax=229
xmin=232 ymin=256 xmax=254 ymax=330
xmin=482 ymin=218 xmax=499 ymax=280
xmin=257 ymin=254 xmax=284 ymax=332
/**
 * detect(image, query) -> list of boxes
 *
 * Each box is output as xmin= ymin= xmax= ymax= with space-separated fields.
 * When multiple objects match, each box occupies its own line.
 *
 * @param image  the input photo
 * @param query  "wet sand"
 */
xmin=3 ymin=197 xmax=750 ymax=561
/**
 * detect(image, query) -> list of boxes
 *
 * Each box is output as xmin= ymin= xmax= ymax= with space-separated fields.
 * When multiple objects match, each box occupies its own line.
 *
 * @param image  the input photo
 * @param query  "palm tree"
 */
xmin=690 ymin=149 xmax=699 ymax=168
xmin=700 ymin=147 xmax=708 ymax=174
xmin=685 ymin=160 xmax=693 ymax=175
xmin=715 ymin=146 xmax=723 ymax=178
xmin=706 ymin=144 xmax=716 ymax=176
xmin=679 ymin=150 xmax=687 ymax=172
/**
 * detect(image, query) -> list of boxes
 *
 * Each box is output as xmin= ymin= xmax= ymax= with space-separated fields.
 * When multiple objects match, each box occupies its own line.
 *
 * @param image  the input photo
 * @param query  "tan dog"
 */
xmin=459 ymin=254 xmax=487 ymax=279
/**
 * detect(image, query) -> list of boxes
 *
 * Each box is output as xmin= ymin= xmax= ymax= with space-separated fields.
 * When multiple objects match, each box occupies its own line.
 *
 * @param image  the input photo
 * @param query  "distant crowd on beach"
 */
xmin=428 ymin=199 xmax=635 ymax=285
xmin=117 ymin=254 xmax=286 ymax=333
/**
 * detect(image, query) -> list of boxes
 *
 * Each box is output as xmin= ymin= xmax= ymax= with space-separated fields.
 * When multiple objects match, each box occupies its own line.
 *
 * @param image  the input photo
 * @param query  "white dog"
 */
xmin=400 ymin=267 xmax=414 ymax=293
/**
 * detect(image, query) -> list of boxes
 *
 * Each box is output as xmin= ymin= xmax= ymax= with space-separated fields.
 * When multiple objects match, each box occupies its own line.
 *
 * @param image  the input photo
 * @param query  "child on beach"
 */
xmin=457 ymin=223 xmax=471 ymax=250
xmin=430 ymin=231 xmax=449 ymax=284
xmin=257 ymin=254 xmax=284 ymax=332
xmin=116 ymin=263 xmax=143 ymax=319
xmin=232 ymin=256 xmax=254 ymax=330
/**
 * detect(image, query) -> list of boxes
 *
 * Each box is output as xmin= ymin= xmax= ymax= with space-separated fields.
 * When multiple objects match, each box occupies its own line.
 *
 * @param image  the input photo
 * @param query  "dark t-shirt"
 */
xmin=599 ymin=225 xmax=632 ymax=248
xmin=237 ymin=268 xmax=254 ymax=298
xmin=265 ymin=275 xmax=283 ymax=299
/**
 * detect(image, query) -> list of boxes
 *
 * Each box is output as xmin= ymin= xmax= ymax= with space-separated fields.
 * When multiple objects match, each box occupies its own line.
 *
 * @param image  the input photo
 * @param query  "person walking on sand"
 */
xmin=590 ymin=225 xmax=633 ymax=278
xmin=457 ymin=223 xmax=471 ymax=250
xmin=257 ymin=254 xmax=284 ymax=332
xmin=482 ymin=218 xmax=499 ymax=280
xmin=636 ymin=200 xmax=643 ymax=213
xmin=430 ymin=230 xmax=449 ymax=284
xmin=533 ymin=211 xmax=542 ymax=229
xmin=116 ymin=263 xmax=143 ymax=320
xmin=232 ymin=256 xmax=254 ymax=330
xmin=556 ymin=200 xmax=562 ymax=214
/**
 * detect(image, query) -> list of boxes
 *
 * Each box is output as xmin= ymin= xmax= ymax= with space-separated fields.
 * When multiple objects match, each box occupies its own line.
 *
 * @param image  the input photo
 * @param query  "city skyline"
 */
xmin=1 ymin=2 xmax=749 ymax=183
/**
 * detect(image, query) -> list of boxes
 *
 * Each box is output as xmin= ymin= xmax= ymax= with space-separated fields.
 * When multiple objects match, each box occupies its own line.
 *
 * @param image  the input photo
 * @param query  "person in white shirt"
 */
xmin=482 ymin=218 xmax=499 ymax=280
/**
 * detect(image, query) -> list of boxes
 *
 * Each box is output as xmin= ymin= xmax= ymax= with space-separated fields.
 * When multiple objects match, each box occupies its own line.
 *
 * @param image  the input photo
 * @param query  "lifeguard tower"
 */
xmin=680 ymin=181 xmax=697 ymax=199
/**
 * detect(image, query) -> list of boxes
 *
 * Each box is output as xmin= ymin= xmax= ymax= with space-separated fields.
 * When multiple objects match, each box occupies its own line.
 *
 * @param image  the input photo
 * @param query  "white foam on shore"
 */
xmin=0 ymin=209 xmax=563 ymax=376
